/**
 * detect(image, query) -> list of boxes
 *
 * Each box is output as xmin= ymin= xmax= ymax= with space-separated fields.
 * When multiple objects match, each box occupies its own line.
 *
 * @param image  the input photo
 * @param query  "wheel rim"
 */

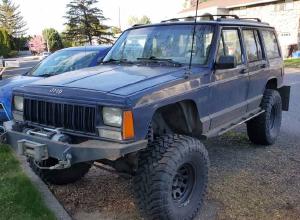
xmin=172 ymin=163 xmax=195 ymax=203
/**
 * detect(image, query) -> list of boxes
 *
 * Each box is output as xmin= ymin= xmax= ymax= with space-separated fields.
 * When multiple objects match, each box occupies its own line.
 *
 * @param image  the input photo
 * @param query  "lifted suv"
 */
xmin=1 ymin=15 xmax=290 ymax=219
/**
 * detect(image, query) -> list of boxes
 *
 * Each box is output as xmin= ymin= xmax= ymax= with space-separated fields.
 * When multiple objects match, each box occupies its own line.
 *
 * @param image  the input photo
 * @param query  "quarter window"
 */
xmin=217 ymin=29 xmax=243 ymax=64
xmin=262 ymin=30 xmax=281 ymax=59
xmin=243 ymin=29 xmax=263 ymax=62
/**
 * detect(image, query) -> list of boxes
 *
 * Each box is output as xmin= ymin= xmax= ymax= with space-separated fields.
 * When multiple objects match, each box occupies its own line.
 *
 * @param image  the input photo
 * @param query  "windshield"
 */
xmin=27 ymin=50 xmax=99 ymax=77
xmin=104 ymin=24 xmax=214 ymax=65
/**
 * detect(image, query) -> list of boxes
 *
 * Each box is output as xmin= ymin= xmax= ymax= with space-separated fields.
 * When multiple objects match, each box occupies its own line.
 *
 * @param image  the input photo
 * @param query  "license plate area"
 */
xmin=17 ymin=139 xmax=48 ymax=161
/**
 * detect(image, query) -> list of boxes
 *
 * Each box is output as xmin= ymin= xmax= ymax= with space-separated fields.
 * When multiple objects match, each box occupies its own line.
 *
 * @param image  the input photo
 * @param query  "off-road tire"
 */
xmin=28 ymin=158 xmax=91 ymax=185
xmin=247 ymin=89 xmax=282 ymax=145
xmin=134 ymin=134 xmax=209 ymax=220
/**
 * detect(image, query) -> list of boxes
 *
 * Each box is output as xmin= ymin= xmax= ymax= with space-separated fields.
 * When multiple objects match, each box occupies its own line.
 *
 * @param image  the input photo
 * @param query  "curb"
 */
xmin=16 ymin=154 xmax=72 ymax=220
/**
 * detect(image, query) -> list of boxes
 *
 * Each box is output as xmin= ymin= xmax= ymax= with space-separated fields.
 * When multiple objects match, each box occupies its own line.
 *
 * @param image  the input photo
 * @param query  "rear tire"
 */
xmin=134 ymin=134 xmax=209 ymax=220
xmin=247 ymin=89 xmax=282 ymax=145
xmin=28 ymin=158 xmax=91 ymax=185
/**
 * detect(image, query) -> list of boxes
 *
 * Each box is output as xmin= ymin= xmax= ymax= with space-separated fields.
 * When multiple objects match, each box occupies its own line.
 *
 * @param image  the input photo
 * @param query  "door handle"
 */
xmin=240 ymin=68 xmax=248 ymax=74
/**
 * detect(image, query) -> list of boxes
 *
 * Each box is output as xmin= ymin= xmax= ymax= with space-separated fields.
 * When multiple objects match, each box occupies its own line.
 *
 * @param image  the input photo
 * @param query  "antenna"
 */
xmin=187 ymin=0 xmax=200 ymax=76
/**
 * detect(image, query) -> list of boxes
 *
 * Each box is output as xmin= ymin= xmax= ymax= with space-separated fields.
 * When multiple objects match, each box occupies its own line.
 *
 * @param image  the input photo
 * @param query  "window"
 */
xmin=262 ymin=30 xmax=281 ymax=59
xmin=105 ymin=24 xmax=215 ymax=65
xmin=217 ymin=29 xmax=243 ymax=64
xmin=243 ymin=29 xmax=263 ymax=62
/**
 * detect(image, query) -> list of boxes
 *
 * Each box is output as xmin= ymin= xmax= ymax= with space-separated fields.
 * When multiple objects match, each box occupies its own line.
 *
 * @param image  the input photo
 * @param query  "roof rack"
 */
xmin=161 ymin=14 xmax=265 ymax=24
xmin=161 ymin=14 xmax=239 ymax=23
xmin=239 ymin=17 xmax=262 ymax=22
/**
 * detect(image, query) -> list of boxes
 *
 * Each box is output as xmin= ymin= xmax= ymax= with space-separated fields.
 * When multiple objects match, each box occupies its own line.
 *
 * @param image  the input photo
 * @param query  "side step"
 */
xmin=218 ymin=110 xmax=265 ymax=136
xmin=202 ymin=110 xmax=265 ymax=139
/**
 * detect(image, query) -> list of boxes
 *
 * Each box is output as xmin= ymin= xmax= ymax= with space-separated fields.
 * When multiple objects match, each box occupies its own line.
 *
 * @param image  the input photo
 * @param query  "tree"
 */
xmin=0 ymin=27 xmax=10 ymax=56
xmin=0 ymin=0 xmax=27 ymax=37
xmin=28 ymin=35 xmax=45 ymax=55
xmin=128 ymin=15 xmax=151 ymax=26
xmin=42 ymin=28 xmax=63 ymax=52
xmin=64 ymin=0 xmax=113 ymax=45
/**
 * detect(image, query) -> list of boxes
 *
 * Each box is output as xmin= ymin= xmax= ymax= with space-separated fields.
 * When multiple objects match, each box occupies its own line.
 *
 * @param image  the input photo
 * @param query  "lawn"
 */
xmin=0 ymin=145 xmax=56 ymax=220
xmin=284 ymin=58 xmax=300 ymax=68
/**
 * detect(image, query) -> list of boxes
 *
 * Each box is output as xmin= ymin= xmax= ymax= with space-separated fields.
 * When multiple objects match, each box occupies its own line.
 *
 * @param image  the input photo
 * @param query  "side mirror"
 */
xmin=215 ymin=55 xmax=237 ymax=69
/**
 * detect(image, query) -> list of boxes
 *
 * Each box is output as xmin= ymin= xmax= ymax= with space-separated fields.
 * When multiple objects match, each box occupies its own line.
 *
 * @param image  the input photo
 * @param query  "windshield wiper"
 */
xmin=137 ymin=56 xmax=182 ymax=66
xmin=102 ymin=58 xmax=132 ymax=64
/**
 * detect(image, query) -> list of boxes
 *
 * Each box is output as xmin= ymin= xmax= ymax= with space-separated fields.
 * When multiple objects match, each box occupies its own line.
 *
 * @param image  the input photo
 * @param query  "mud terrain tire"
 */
xmin=134 ymin=134 xmax=209 ymax=220
xmin=247 ymin=89 xmax=282 ymax=145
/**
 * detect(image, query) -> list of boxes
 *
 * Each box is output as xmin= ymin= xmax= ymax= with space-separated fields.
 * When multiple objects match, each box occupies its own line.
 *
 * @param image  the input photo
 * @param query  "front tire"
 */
xmin=134 ymin=134 xmax=209 ymax=220
xmin=247 ymin=89 xmax=282 ymax=145
xmin=28 ymin=158 xmax=91 ymax=185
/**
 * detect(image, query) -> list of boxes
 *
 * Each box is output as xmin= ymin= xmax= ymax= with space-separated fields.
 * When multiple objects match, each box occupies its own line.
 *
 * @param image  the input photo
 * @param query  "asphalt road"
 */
xmin=2 ymin=58 xmax=39 ymax=79
xmin=50 ymin=70 xmax=300 ymax=220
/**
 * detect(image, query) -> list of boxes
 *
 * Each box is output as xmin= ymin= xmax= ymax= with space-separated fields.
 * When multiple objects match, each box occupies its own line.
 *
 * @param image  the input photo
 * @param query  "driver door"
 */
xmin=209 ymin=27 xmax=249 ymax=129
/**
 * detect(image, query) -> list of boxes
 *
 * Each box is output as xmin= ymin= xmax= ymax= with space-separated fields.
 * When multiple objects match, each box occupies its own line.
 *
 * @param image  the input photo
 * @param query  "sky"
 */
xmin=15 ymin=0 xmax=186 ymax=35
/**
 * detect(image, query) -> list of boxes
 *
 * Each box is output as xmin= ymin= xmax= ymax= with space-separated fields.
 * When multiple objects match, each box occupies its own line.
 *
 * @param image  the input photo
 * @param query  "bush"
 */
xmin=0 ymin=28 xmax=11 ymax=57
xmin=7 ymin=50 xmax=19 ymax=58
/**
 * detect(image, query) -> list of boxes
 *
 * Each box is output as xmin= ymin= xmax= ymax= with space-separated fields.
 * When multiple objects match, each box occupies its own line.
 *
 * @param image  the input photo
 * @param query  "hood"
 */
xmin=0 ymin=76 xmax=40 ymax=99
xmin=30 ymin=65 xmax=184 ymax=95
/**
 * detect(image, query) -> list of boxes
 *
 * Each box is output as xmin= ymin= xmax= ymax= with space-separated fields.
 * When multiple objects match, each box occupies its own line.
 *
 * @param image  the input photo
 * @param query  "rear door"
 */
xmin=242 ymin=28 xmax=269 ymax=112
xmin=210 ymin=27 xmax=249 ymax=129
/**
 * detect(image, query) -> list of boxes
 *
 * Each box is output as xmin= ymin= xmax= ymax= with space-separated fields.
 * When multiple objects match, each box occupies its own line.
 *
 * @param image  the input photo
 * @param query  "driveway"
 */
xmin=50 ymin=70 xmax=300 ymax=220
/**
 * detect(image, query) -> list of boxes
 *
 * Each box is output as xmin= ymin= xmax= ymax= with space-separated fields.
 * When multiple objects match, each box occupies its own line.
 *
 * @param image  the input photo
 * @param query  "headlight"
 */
xmin=14 ymin=96 xmax=24 ymax=111
xmin=103 ymin=107 xmax=122 ymax=127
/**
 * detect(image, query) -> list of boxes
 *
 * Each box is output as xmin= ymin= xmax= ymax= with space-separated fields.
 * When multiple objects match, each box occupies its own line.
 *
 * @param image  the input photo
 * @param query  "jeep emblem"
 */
xmin=49 ymin=88 xmax=63 ymax=95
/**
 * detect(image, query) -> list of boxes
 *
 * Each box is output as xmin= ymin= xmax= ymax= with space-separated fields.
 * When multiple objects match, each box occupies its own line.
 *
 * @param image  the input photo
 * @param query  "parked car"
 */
xmin=39 ymin=51 xmax=52 ymax=60
xmin=1 ymin=15 xmax=290 ymax=220
xmin=0 ymin=45 xmax=111 ymax=123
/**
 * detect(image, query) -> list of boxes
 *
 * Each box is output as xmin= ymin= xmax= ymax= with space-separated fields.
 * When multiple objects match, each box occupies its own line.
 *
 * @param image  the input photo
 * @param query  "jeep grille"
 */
xmin=24 ymin=98 xmax=96 ymax=134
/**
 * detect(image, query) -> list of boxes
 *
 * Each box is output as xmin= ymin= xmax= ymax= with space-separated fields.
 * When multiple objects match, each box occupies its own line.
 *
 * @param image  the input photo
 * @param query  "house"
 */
xmin=180 ymin=0 xmax=300 ymax=57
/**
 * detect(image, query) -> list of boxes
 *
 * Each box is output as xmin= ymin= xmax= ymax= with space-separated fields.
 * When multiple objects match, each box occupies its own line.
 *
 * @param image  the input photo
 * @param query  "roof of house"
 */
xmin=180 ymin=0 xmax=279 ymax=13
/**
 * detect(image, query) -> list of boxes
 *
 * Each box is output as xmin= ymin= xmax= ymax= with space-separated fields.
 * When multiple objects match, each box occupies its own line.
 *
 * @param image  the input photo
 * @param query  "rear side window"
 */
xmin=262 ymin=30 xmax=281 ymax=59
xmin=243 ymin=29 xmax=263 ymax=62
xmin=217 ymin=29 xmax=242 ymax=64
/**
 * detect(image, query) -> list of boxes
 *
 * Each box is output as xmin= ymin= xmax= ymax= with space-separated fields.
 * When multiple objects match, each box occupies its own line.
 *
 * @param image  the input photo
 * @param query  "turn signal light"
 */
xmin=122 ymin=111 xmax=135 ymax=140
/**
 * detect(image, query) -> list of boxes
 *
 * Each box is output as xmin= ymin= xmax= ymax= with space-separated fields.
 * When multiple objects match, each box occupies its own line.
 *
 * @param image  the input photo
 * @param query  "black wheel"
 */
xmin=28 ymin=157 xmax=91 ymax=185
xmin=247 ymin=89 xmax=282 ymax=145
xmin=134 ymin=134 xmax=209 ymax=220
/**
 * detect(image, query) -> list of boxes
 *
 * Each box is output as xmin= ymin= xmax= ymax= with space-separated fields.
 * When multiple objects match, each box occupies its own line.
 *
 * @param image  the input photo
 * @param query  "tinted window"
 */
xmin=243 ymin=29 xmax=263 ymax=62
xmin=104 ymin=25 xmax=215 ymax=65
xmin=217 ymin=29 xmax=242 ymax=64
xmin=28 ymin=50 xmax=99 ymax=77
xmin=262 ymin=30 xmax=281 ymax=59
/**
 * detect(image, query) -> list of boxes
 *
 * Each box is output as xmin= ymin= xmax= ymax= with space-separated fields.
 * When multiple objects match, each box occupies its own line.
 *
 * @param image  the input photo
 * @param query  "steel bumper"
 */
xmin=4 ymin=130 xmax=147 ymax=164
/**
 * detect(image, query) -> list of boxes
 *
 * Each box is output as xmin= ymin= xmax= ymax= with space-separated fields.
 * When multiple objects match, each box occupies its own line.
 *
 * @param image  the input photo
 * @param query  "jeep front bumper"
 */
xmin=3 ymin=130 xmax=147 ymax=164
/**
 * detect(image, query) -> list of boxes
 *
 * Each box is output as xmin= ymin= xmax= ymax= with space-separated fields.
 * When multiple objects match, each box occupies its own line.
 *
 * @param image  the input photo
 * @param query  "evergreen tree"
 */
xmin=42 ymin=28 xmax=64 ymax=52
xmin=0 ymin=0 xmax=27 ymax=37
xmin=64 ymin=0 xmax=112 ymax=45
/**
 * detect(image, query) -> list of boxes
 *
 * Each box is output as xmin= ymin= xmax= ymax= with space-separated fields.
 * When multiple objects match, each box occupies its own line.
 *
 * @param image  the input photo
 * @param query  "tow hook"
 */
xmin=34 ymin=153 xmax=72 ymax=170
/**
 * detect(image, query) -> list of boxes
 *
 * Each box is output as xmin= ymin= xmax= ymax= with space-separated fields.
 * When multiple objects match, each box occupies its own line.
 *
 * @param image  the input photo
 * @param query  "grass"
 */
xmin=0 ymin=145 xmax=56 ymax=220
xmin=284 ymin=58 xmax=300 ymax=68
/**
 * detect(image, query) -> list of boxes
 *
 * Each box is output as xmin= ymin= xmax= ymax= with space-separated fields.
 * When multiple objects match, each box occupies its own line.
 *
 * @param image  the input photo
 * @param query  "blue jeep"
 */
xmin=1 ymin=15 xmax=290 ymax=219
xmin=0 ymin=46 xmax=111 ymax=123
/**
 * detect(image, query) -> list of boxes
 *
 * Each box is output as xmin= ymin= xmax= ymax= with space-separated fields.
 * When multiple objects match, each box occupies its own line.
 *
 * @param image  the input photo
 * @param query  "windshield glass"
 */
xmin=27 ymin=50 xmax=99 ymax=77
xmin=104 ymin=24 xmax=214 ymax=65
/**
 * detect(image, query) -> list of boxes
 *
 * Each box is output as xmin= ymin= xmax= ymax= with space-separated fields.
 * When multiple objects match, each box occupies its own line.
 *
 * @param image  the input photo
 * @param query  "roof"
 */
xmin=62 ymin=45 xmax=111 ymax=51
xmin=127 ymin=17 xmax=272 ymax=31
xmin=180 ymin=0 xmax=279 ymax=13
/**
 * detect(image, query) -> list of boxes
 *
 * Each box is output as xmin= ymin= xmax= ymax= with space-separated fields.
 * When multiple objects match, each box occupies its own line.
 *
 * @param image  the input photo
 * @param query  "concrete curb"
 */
xmin=16 ymin=154 xmax=72 ymax=220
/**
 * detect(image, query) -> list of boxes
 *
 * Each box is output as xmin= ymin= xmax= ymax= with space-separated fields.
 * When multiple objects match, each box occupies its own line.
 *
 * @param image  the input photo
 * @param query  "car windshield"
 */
xmin=27 ymin=50 xmax=99 ymax=77
xmin=103 ymin=24 xmax=214 ymax=65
